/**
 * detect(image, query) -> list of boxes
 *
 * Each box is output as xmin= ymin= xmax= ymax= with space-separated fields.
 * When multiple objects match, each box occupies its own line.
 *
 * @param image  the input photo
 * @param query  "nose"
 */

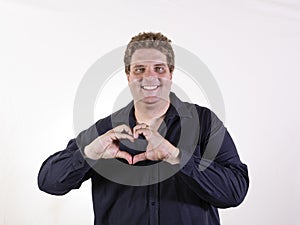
xmin=143 ymin=68 xmax=157 ymax=79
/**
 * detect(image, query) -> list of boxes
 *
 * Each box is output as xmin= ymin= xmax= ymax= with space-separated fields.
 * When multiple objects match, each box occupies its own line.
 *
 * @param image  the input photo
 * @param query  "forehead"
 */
xmin=131 ymin=48 xmax=167 ymax=65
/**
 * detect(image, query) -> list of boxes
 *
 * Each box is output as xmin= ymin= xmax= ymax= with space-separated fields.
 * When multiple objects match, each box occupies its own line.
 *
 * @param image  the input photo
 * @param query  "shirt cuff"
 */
xmin=72 ymin=149 xmax=98 ymax=171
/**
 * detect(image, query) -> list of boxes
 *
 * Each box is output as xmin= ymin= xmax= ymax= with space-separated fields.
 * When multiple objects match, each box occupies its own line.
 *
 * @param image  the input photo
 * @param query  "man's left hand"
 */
xmin=132 ymin=123 xmax=180 ymax=165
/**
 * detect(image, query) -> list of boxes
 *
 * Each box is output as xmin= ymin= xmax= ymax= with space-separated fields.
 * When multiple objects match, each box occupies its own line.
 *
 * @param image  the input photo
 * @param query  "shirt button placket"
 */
xmin=149 ymin=164 xmax=159 ymax=225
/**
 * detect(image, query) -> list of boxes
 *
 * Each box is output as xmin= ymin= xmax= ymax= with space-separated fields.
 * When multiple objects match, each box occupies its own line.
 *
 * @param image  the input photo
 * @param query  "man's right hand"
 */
xmin=83 ymin=124 xmax=134 ymax=164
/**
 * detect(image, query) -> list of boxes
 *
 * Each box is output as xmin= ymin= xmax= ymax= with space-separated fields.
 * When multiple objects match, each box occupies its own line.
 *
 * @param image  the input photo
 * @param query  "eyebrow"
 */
xmin=154 ymin=63 xmax=167 ymax=67
xmin=132 ymin=63 xmax=167 ymax=68
xmin=132 ymin=64 xmax=145 ymax=68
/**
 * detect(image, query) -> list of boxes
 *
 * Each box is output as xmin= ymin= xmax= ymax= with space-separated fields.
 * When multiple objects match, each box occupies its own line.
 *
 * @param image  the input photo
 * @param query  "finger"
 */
xmin=134 ymin=123 xmax=149 ymax=130
xmin=133 ymin=124 xmax=149 ymax=138
xmin=110 ymin=132 xmax=134 ymax=142
xmin=134 ymin=128 xmax=152 ymax=140
xmin=114 ymin=124 xmax=133 ymax=135
xmin=132 ymin=152 xmax=147 ymax=164
xmin=116 ymin=150 xmax=133 ymax=164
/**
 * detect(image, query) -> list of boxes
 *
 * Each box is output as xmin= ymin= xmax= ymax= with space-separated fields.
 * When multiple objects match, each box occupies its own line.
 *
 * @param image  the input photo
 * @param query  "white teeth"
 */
xmin=142 ymin=85 xmax=159 ymax=90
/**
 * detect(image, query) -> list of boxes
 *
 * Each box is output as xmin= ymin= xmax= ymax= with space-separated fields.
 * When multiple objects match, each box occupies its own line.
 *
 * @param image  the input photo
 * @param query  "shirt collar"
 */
xmin=166 ymin=92 xmax=192 ymax=119
xmin=111 ymin=92 xmax=192 ymax=125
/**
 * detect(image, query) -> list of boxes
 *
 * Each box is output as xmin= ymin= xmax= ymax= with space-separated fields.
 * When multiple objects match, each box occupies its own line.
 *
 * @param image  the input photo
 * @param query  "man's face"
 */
xmin=127 ymin=48 xmax=173 ymax=105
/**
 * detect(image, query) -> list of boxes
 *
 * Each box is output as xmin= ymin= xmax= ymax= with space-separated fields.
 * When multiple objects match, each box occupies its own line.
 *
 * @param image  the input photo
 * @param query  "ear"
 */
xmin=126 ymin=73 xmax=130 ymax=82
xmin=169 ymin=73 xmax=173 ymax=80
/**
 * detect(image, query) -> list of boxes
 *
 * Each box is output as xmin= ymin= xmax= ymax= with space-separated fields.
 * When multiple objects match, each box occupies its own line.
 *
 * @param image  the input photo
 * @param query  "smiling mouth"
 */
xmin=141 ymin=85 xmax=160 ymax=90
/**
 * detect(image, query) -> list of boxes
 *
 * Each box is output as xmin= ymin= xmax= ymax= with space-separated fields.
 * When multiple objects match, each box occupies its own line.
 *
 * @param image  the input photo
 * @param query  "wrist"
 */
xmin=83 ymin=145 xmax=98 ymax=160
xmin=165 ymin=147 xmax=180 ymax=165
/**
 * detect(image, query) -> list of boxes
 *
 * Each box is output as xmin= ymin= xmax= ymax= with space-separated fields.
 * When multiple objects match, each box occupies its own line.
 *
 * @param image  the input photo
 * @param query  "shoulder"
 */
xmin=180 ymin=100 xmax=213 ymax=121
xmin=180 ymin=100 xmax=225 ymax=134
xmin=170 ymin=92 xmax=213 ymax=121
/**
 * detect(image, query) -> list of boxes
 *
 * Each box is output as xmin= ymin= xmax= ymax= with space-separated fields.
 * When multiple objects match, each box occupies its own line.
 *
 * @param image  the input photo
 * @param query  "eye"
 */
xmin=133 ymin=67 xmax=145 ymax=74
xmin=155 ymin=67 xmax=166 ymax=73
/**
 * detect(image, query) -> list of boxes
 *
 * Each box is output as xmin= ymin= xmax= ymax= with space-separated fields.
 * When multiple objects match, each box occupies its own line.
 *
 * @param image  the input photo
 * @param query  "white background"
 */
xmin=1 ymin=0 xmax=300 ymax=224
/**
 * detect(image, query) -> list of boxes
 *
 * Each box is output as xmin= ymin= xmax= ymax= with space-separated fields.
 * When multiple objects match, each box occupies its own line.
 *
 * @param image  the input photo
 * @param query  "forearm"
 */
xmin=179 ymin=156 xmax=249 ymax=208
xmin=177 ymin=107 xmax=250 ymax=208
xmin=38 ymin=140 xmax=94 ymax=195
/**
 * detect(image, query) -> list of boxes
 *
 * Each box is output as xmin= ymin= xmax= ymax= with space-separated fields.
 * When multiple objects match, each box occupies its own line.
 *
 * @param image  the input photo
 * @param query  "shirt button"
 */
xmin=79 ymin=160 xmax=84 ymax=166
xmin=151 ymin=202 xmax=155 ymax=206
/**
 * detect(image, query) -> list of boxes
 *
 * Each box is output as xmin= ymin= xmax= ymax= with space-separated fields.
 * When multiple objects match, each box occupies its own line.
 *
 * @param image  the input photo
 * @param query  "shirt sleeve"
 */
xmin=178 ymin=107 xmax=249 ymax=208
xmin=37 ymin=118 xmax=110 ymax=195
xmin=37 ymin=138 xmax=96 ymax=195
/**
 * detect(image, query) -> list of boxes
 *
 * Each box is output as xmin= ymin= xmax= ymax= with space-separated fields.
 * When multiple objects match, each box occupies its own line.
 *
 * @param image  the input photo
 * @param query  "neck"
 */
xmin=134 ymin=100 xmax=170 ymax=126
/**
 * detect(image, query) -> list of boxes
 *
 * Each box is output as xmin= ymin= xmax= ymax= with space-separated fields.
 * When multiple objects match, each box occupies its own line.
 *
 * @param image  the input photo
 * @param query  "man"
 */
xmin=38 ymin=32 xmax=249 ymax=225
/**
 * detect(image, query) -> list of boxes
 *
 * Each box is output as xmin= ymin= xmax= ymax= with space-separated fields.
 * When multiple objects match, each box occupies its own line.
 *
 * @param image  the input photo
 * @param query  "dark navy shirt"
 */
xmin=38 ymin=92 xmax=249 ymax=225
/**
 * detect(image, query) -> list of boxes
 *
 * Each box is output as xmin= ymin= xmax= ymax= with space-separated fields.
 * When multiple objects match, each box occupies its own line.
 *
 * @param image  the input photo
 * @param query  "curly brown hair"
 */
xmin=124 ymin=32 xmax=175 ymax=74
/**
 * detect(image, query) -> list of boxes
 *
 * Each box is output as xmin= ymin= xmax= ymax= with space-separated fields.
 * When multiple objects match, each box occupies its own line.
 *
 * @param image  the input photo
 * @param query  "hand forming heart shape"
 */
xmin=84 ymin=124 xmax=180 ymax=165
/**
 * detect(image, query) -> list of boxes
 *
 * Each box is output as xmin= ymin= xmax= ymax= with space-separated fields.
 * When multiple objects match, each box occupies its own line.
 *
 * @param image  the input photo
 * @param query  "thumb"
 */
xmin=116 ymin=150 xmax=133 ymax=164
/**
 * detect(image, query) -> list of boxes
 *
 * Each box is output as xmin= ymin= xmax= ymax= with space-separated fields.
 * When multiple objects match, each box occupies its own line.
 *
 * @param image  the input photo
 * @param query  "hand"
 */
xmin=84 ymin=124 xmax=134 ymax=164
xmin=132 ymin=123 xmax=180 ymax=165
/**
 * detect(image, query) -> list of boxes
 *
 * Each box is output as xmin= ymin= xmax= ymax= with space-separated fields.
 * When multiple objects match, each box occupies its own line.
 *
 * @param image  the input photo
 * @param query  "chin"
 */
xmin=141 ymin=96 xmax=160 ymax=104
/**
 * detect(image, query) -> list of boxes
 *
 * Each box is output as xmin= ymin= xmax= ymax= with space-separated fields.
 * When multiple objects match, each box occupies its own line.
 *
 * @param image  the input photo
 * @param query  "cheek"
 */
xmin=159 ymin=77 xmax=172 ymax=86
xmin=128 ymin=75 xmax=142 ymax=82
xmin=128 ymin=80 xmax=141 ymax=91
